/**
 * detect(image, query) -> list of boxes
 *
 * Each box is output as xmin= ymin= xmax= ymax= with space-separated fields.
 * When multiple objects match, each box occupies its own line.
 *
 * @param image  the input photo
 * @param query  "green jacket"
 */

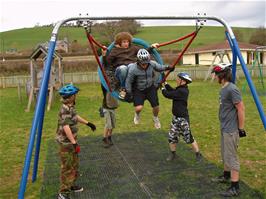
xmin=56 ymin=104 xmax=78 ymax=144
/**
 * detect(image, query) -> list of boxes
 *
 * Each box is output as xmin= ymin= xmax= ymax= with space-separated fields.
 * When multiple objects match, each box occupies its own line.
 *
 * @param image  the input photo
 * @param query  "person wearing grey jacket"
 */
xmin=125 ymin=49 xmax=174 ymax=129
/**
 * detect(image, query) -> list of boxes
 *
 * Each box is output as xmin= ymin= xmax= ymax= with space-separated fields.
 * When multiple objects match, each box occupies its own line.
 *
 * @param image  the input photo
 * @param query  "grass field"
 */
xmin=0 ymin=26 xmax=259 ymax=52
xmin=0 ymin=80 xmax=265 ymax=198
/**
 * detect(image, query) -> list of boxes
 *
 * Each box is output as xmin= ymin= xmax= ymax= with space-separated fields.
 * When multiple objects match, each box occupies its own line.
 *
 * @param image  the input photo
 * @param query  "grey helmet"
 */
xmin=137 ymin=49 xmax=150 ymax=64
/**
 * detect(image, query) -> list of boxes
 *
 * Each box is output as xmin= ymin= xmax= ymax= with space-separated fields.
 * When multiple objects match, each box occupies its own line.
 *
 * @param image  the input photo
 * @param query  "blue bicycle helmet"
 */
xmin=177 ymin=72 xmax=192 ymax=84
xmin=59 ymin=84 xmax=79 ymax=98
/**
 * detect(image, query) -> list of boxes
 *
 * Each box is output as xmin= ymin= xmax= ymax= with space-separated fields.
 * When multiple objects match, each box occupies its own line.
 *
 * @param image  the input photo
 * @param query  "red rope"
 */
xmin=160 ymin=31 xmax=199 ymax=83
xmin=89 ymin=35 xmax=107 ymax=50
xmin=157 ymin=31 xmax=197 ymax=48
xmin=85 ymin=31 xmax=112 ymax=92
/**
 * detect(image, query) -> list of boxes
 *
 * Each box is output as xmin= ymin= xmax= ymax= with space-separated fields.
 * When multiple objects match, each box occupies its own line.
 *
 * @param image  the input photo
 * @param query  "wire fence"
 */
xmin=0 ymin=68 xmax=265 ymax=88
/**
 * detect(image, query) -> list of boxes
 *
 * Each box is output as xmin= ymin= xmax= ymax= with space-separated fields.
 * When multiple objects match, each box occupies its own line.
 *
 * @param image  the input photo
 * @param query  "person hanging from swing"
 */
xmin=125 ymin=49 xmax=174 ymax=129
xmin=120 ymin=26 xmax=201 ymax=128
xmin=98 ymin=32 xmax=138 ymax=117
xmin=86 ymin=25 xmax=201 ymax=123
xmin=101 ymin=32 xmax=159 ymax=99
xmin=98 ymin=31 xmax=161 ymax=117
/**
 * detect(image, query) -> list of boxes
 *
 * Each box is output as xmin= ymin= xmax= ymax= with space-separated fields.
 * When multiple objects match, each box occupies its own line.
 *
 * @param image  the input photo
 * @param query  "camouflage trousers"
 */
xmin=168 ymin=116 xmax=195 ymax=144
xmin=59 ymin=144 xmax=79 ymax=193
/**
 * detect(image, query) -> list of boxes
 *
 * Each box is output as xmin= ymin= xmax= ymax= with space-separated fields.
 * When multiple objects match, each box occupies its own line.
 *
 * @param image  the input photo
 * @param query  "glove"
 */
xmin=157 ymin=83 xmax=164 ymax=90
xmin=73 ymin=143 xmax=80 ymax=153
xmin=238 ymin=128 xmax=247 ymax=138
xmin=87 ymin=122 xmax=96 ymax=131
xmin=166 ymin=66 xmax=175 ymax=72
xmin=124 ymin=92 xmax=133 ymax=103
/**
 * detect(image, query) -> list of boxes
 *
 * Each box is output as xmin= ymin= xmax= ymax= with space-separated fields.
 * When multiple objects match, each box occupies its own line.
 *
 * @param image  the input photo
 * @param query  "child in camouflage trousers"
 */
xmin=161 ymin=72 xmax=202 ymax=162
xmin=56 ymin=84 xmax=96 ymax=199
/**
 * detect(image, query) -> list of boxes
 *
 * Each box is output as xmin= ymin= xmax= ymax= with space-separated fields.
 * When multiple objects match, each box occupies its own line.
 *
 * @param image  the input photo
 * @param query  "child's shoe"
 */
xmin=153 ymin=116 xmax=161 ymax=129
xmin=134 ymin=113 xmax=140 ymax=124
xmin=70 ymin=185 xmax=83 ymax=192
xmin=108 ymin=136 xmax=114 ymax=146
xmin=118 ymin=88 xmax=126 ymax=99
xmin=58 ymin=192 xmax=70 ymax=199
xmin=102 ymin=137 xmax=110 ymax=148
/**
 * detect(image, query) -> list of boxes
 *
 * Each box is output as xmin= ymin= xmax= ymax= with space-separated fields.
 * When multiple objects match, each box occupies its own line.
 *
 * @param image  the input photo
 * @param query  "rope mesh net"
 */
xmin=41 ymin=131 xmax=263 ymax=198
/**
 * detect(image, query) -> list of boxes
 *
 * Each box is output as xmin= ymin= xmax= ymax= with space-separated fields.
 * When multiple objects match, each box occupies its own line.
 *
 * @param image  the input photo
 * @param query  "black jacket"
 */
xmin=162 ymin=84 xmax=189 ymax=122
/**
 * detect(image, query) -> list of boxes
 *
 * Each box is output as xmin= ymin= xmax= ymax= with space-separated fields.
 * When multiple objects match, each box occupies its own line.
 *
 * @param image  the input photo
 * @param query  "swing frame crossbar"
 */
xmin=18 ymin=15 xmax=266 ymax=199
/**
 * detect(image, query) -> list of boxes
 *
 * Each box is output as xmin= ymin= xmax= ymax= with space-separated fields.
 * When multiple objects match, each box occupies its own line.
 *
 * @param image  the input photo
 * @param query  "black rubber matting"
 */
xmin=40 ymin=131 xmax=264 ymax=199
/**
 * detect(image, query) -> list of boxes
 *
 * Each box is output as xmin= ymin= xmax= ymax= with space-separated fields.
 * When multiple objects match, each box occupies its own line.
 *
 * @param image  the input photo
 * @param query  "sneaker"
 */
xmin=211 ymin=175 xmax=230 ymax=183
xmin=108 ymin=136 xmax=114 ymax=146
xmin=118 ymin=89 xmax=126 ymax=99
xmin=99 ymin=107 xmax=104 ymax=118
xmin=153 ymin=116 xmax=161 ymax=129
xmin=166 ymin=153 xmax=176 ymax=161
xmin=195 ymin=152 xmax=202 ymax=162
xmin=220 ymin=186 xmax=240 ymax=197
xmin=102 ymin=138 xmax=110 ymax=148
xmin=70 ymin=185 xmax=84 ymax=193
xmin=58 ymin=193 xmax=70 ymax=199
xmin=134 ymin=113 xmax=140 ymax=124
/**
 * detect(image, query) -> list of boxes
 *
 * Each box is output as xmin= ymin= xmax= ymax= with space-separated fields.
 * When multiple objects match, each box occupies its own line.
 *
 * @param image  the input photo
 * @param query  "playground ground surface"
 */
xmin=0 ymin=81 xmax=265 ymax=198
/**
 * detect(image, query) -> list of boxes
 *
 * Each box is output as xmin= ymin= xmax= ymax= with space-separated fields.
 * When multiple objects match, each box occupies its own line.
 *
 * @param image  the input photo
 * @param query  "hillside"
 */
xmin=0 ymin=26 xmax=259 ymax=53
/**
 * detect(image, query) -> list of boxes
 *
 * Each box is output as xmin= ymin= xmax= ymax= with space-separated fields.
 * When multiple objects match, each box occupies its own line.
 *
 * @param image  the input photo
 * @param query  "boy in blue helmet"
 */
xmin=161 ymin=72 xmax=202 ymax=162
xmin=57 ymin=84 xmax=96 ymax=199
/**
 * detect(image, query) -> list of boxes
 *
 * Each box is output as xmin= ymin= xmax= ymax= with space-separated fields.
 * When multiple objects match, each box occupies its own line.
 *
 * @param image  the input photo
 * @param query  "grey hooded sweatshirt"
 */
xmin=125 ymin=60 xmax=168 ymax=94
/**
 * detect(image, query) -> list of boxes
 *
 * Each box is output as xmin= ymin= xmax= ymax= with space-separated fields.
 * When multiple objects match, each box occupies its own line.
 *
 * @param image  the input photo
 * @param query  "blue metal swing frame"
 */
xmin=18 ymin=16 xmax=266 ymax=198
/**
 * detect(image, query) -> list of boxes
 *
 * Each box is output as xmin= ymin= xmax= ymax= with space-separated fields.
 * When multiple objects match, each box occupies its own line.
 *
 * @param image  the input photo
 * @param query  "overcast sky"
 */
xmin=0 ymin=0 xmax=265 ymax=32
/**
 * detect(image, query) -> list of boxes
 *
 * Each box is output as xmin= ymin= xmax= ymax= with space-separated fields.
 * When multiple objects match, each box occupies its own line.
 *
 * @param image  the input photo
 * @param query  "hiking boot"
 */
xmin=108 ymin=136 xmax=114 ymax=146
xmin=211 ymin=175 xmax=230 ymax=183
xmin=102 ymin=138 xmax=110 ymax=148
xmin=153 ymin=116 xmax=161 ymax=129
xmin=195 ymin=152 xmax=203 ymax=162
xmin=70 ymin=185 xmax=84 ymax=193
xmin=134 ymin=113 xmax=140 ymax=124
xmin=220 ymin=186 xmax=240 ymax=197
xmin=99 ymin=107 xmax=104 ymax=118
xmin=58 ymin=193 xmax=70 ymax=199
xmin=166 ymin=153 xmax=176 ymax=161
xmin=118 ymin=89 xmax=126 ymax=99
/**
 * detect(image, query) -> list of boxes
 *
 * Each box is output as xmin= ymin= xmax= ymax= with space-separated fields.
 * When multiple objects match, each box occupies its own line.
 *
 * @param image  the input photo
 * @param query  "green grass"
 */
xmin=0 ymin=81 xmax=265 ymax=198
xmin=0 ymin=26 xmax=259 ymax=52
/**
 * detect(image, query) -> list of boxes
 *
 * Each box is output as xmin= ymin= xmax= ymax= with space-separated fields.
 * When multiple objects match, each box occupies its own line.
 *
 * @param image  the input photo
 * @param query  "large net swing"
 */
xmin=84 ymin=21 xmax=201 ymax=101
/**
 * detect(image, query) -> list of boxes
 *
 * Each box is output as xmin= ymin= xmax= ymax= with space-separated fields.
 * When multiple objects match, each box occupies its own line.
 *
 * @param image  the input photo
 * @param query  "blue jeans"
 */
xmin=115 ymin=65 xmax=128 ymax=88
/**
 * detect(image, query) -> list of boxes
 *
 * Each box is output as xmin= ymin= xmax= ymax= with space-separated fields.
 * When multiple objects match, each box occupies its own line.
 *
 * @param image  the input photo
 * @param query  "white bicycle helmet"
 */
xmin=212 ymin=63 xmax=232 ymax=74
xmin=137 ymin=49 xmax=150 ymax=64
xmin=177 ymin=72 xmax=192 ymax=84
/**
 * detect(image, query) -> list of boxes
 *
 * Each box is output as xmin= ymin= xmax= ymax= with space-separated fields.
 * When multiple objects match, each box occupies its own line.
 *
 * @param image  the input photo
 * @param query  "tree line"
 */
xmin=233 ymin=27 xmax=266 ymax=46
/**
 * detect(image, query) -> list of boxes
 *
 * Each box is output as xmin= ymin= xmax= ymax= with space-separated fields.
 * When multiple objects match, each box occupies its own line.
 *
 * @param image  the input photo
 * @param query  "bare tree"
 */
xmin=94 ymin=20 xmax=141 ymax=44
xmin=249 ymin=27 xmax=266 ymax=46
xmin=233 ymin=29 xmax=244 ymax=42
